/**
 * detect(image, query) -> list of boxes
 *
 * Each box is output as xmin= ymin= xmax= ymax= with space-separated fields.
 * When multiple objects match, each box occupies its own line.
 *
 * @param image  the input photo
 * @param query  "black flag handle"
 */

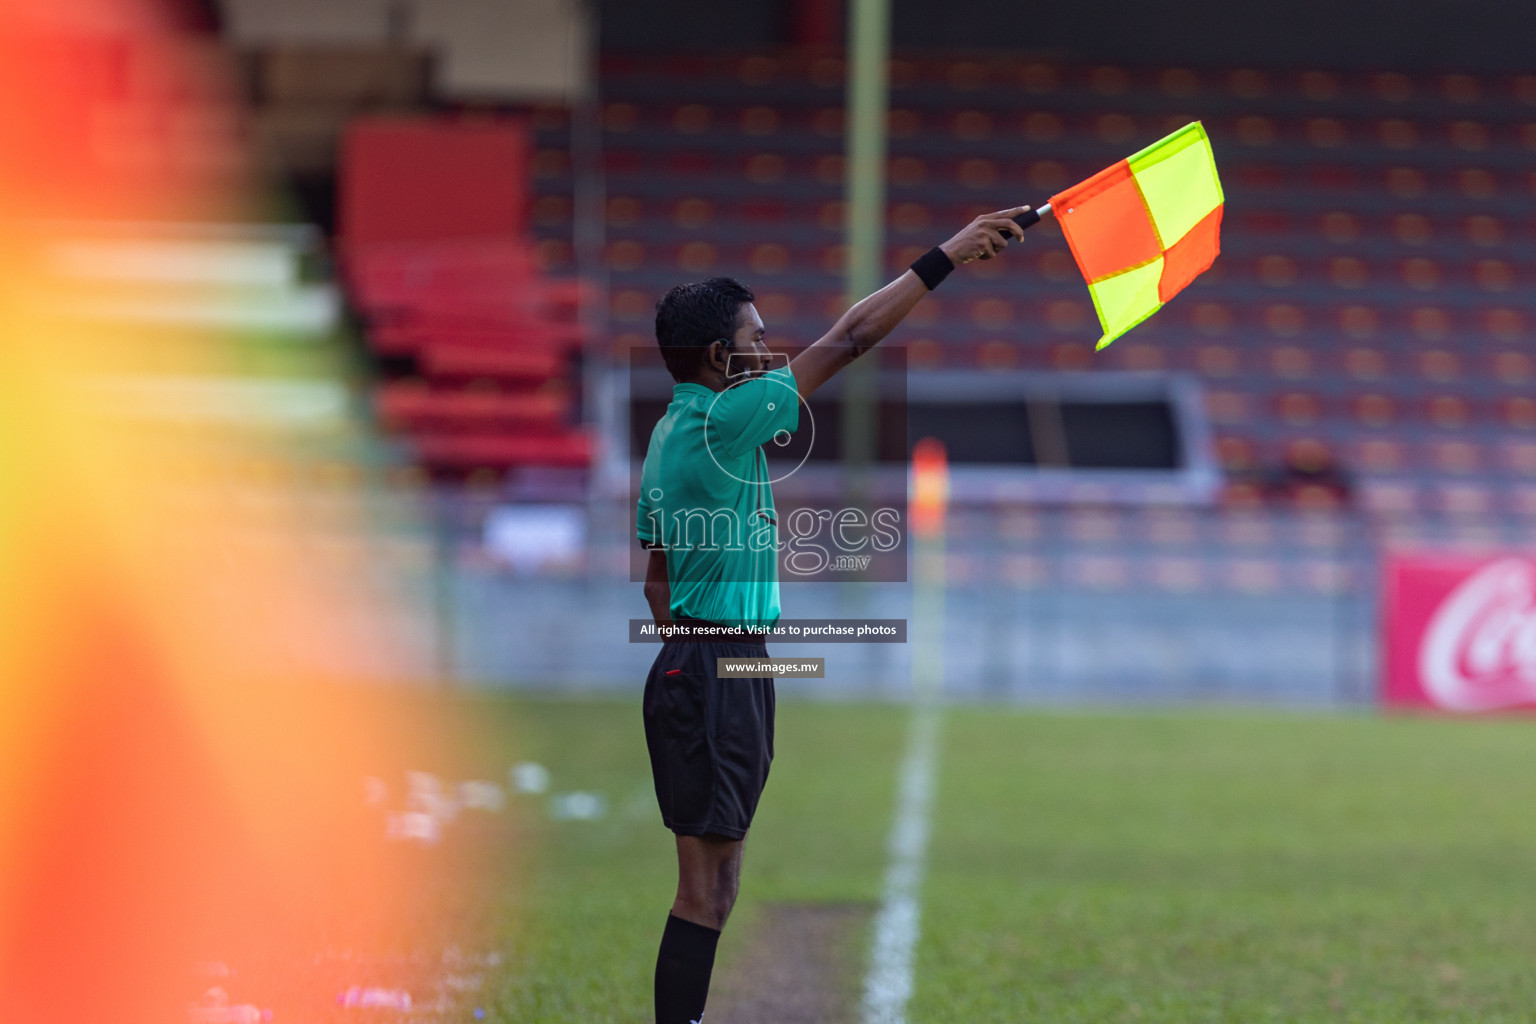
xmin=1010 ymin=202 xmax=1053 ymax=236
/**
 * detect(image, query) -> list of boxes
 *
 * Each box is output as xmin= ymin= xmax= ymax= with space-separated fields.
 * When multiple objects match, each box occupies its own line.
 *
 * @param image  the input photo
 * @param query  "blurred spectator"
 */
xmin=1266 ymin=439 xmax=1351 ymax=508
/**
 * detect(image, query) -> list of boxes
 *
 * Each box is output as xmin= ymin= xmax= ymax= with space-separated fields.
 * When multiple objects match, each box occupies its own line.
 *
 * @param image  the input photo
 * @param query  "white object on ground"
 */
xmin=406 ymin=770 xmax=459 ymax=823
xmin=509 ymin=762 xmax=551 ymax=794
xmin=458 ymin=780 xmax=505 ymax=812
xmin=548 ymin=791 xmax=606 ymax=821
xmin=385 ymin=810 xmax=441 ymax=844
xmin=338 ymin=986 xmax=412 ymax=1010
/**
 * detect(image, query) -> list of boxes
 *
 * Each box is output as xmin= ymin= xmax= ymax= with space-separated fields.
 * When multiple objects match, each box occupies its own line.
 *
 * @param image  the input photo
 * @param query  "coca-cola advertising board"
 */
xmin=1383 ymin=554 xmax=1536 ymax=712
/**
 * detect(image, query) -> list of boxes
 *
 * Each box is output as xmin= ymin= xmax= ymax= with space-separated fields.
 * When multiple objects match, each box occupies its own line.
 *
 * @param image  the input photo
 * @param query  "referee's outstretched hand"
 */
xmin=939 ymin=206 xmax=1032 ymax=264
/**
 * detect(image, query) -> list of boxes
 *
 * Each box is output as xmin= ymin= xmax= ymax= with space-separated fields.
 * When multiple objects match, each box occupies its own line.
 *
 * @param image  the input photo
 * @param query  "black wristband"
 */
xmin=909 ymin=246 xmax=954 ymax=290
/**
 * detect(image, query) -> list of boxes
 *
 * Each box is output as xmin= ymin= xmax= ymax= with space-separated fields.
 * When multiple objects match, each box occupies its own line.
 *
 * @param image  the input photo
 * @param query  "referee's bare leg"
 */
xmin=673 ymin=833 xmax=743 ymax=927
xmin=654 ymin=833 xmax=742 ymax=1023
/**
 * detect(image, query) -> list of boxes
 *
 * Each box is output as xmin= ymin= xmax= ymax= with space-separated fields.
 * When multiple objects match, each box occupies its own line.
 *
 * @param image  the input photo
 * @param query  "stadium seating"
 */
xmin=338 ymin=117 xmax=593 ymax=476
xmin=514 ymin=53 xmax=1536 ymax=588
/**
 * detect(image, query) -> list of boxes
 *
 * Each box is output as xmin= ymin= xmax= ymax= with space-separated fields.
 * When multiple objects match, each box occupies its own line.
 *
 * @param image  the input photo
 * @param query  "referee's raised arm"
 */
xmin=787 ymin=206 xmax=1034 ymax=399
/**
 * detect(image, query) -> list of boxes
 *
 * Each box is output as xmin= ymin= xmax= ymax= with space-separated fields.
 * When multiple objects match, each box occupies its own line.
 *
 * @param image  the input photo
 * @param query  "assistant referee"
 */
xmin=638 ymin=207 xmax=1031 ymax=1024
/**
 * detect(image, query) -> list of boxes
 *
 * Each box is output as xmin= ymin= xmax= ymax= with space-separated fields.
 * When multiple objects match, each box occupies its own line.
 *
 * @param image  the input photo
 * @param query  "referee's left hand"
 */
xmin=939 ymin=206 xmax=1031 ymax=264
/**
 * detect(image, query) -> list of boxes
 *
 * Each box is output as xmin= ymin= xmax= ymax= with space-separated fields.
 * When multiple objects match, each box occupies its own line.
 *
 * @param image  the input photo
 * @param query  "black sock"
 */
xmin=654 ymin=913 xmax=720 ymax=1024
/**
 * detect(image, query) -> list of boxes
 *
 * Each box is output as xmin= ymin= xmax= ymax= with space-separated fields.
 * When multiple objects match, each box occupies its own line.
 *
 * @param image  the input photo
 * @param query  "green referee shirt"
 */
xmin=637 ymin=365 xmax=800 ymax=629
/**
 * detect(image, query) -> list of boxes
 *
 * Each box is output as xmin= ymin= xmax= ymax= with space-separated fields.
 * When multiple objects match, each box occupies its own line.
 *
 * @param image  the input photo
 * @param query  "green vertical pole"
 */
xmin=842 ymin=0 xmax=890 ymax=479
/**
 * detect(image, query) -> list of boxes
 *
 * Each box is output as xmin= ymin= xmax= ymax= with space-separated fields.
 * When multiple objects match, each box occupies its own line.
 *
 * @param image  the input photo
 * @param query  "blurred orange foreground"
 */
xmin=0 ymin=3 xmax=436 ymax=1021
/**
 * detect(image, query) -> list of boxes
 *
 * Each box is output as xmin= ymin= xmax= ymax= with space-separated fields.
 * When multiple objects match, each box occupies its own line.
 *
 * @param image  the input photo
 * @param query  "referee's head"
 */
xmin=655 ymin=276 xmax=759 ymax=384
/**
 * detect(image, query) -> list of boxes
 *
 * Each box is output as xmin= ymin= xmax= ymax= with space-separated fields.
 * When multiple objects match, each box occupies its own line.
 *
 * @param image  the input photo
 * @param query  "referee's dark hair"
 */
xmin=654 ymin=276 xmax=755 ymax=382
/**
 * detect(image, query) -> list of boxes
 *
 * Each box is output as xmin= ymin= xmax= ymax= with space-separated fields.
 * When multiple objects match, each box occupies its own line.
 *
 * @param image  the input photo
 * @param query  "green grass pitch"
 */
xmin=395 ymin=695 xmax=1536 ymax=1023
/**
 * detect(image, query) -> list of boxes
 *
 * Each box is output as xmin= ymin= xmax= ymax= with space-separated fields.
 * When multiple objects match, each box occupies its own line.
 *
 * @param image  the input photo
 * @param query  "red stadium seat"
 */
xmin=1360 ymin=480 xmax=1419 ymax=516
xmin=1400 ymin=258 xmax=1442 ymax=291
xmin=414 ymin=430 xmax=594 ymax=469
xmin=674 ymin=240 xmax=718 ymax=273
xmin=376 ymin=383 xmax=570 ymax=430
xmin=1500 ymin=396 xmax=1536 ymax=429
xmin=1474 ymin=259 xmax=1516 ymax=291
xmin=955 ymin=158 xmax=998 ymax=189
xmin=1216 ymin=436 xmax=1255 ymax=471
xmin=1417 ymin=349 xmax=1461 ymax=381
xmin=1458 ymin=168 xmax=1499 ymax=199
xmin=1051 ymin=343 xmax=1093 ymax=371
xmin=1426 ymin=395 xmax=1472 ymax=430
xmin=888 ymin=108 xmax=923 ymax=137
xmin=744 ymin=152 xmax=787 ymax=183
xmin=1235 ymin=115 xmax=1277 ymax=147
xmin=1196 ymin=345 xmax=1241 ymax=377
xmin=1269 ymin=345 xmax=1313 ymax=378
xmin=1351 ymin=393 xmax=1397 ymax=428
xmin=1503 ymin=441 xmax=1536 ymax=476
xmin=1409 ymin=307 xmax=1453 ymax=341
xmin=670 ymin=103 xmax=713 ymax=135
xmin=738 ymin=198 xmax=789 ymax=223
xmin=1306 ymin=117 xmax=1347 ymax=147
xmin=740 ymin=105 xmax=780 ymax=136
xmin=1343 ymin=347 xmax=1387 ymax=380
xmin=975 ymin=340 xmax=1020 ymax=371
xmin=1492 ymin=350 xmax=1534 ymax=383
xmin=906 ymin=338 xmax=944 ymax=368
xmin=1391 ymin=212 xmax=1434 ymax=245
xmin=951 ymin=110 xmax=994 ymax=140
xmin=1328 ymin=256 xmax=1369 ymax=289
xmin=1449 ymin=119 xmax=1490 ymax=152
xmin=1465 ymin=215 xmax=1505 ymax=246
xmin=418 ymin=344 xmax=568 ymax=381
xmin=1207 ymin=390 xmax=1253 ymax=425
xmin=1263 ymin=304 xmax=1307 ymax=336
xmin=890 ymin=156 xmax=921 ymax=186
xmin=1021 ymin=111 xmax=1063 ymax=141
xmin=602 ymin=102 xmax=640 ymax=132
xmin=1436 ymin=483 xmax=1494 ymax=516
xmin=1257 ymin=255 xmax=1298 ymax=288
xmin=1118 ymin=343 xmax=1166 ymax=372
xmin=340 ymin=118 xmax=531 ymax=247
xmin=891 ymin=202 xmax=933 ymax=235
xmin=1430 ymin=439 xmax=1481 ymax=472
xmin=1095 ymin=113 xmax=1138 ymax=144
xmin=1385 ymin=166 xmax=1427 ymax=198
xmin=1338 ymin=304 xmax=1380 ymax=339
xmin=606 ymin=239 xmax=646 ymax=272
xmin=748 ymin=243 xmax=791 ymax=275
xmin=812 ymin=106 xmax=844 ymax=137
xmin=1353 ymin=438 xmax=1406 ymax=472
xmin=1276 ymin=391 xmax=1325 ymax=426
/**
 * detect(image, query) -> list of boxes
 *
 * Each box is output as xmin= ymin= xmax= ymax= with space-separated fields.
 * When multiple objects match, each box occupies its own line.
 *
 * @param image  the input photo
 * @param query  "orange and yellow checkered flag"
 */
xmin=1048 ymin=122 xmax=1224 ymax=349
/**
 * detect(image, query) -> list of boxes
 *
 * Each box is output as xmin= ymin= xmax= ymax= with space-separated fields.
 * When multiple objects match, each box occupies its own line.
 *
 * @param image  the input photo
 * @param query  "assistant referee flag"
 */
xmin=1050 ymin=121 xmax=1224 ymax=349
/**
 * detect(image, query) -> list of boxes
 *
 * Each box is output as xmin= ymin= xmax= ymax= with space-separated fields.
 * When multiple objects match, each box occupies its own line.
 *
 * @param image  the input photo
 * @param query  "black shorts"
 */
xmin=642 ymin=634 xmax=775 ymax=840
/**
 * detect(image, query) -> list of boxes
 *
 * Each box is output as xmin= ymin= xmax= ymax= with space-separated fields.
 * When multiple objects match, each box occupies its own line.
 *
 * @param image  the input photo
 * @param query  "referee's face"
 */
xmin=728 ymin=303 xmax=771 ymax=378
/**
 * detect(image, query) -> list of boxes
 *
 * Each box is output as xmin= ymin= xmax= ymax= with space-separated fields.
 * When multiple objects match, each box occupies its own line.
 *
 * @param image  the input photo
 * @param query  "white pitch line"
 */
xmin=860 ymin=704 xmax=940 ymax=1024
